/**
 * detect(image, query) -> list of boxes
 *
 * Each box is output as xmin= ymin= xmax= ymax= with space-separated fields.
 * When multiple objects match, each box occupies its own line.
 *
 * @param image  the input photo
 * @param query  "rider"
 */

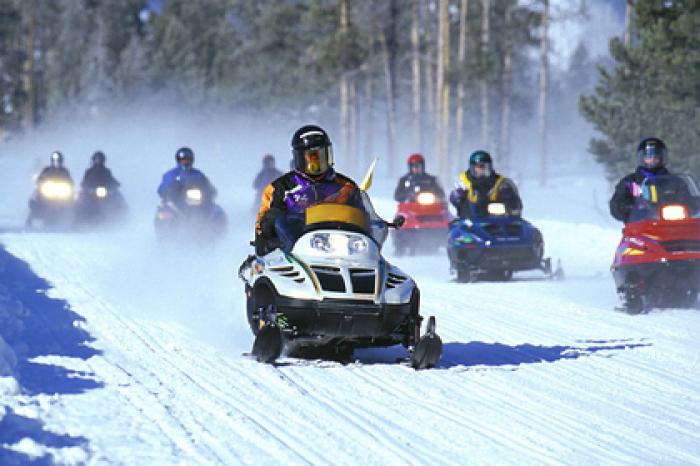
xmin=37 ymin=151 xmax=72 ymax=184
xmin=157 ymin=147 xmax=217 ymax=202
xmin=255 ymin=124 xmax=363 ymax=255
xmin=26 ymin=151 xmax=74 ymax=226
xmin=81 ymin=151 xmax=120 ymax=192
xmin=253 ymin=154 xmax=284 ymax=198
xmin=609 ymin=137 xmax=670 ymax=222
xmin=449 ymin=150 xmax=522 ymax=219
xmin=393 ymin=153 xmax=445 ymax=203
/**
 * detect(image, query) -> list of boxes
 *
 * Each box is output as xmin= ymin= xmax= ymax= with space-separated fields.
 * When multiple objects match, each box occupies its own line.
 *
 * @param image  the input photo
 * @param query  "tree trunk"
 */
xmin=624 ymin=0 xmax=632 ymax=48
xmin=363 ymin=32 xmax=375 ymax=170
xmin=380 ymin=30 xmax=397 ymax=175
xmin=349 ymin=79 xmax=359 ymax=173
xmin=436 ymin=0 xmax=451 ymax=182
xmin=339 ymin=0 xmax=349 ymax=161
xmin=425 ymin=1 xmax=436 ymax=148
xmin=499 ymin=3 xmax=513 ymax=174
xmin=411 ymin=0 xmax=422 ymax=152
xmin=22 ymin=0 xmax=37 ymax=131
xmin=480 ymin=0 xmax=491 ymax=150
xmin=539 ymin=0 xmax=549 ymax=186
xmin=455 ymin=0 xmax=469 ymax=175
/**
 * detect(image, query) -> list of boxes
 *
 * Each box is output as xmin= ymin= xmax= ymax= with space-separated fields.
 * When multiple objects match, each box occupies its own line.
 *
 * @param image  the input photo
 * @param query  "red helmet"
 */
xmin=407 ymin=153 xmax=424 ymax=166
xmin=407 ymin=153 xmax=425 ymax=174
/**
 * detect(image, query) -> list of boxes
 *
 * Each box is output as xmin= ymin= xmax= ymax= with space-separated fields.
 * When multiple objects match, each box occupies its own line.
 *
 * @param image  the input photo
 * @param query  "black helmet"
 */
xmin=291 ymin=125 xmax=333 ymax=177
xmin=175 ymin=147 xmax=194 ymax=169
xmin=50 ymin=151 xmax=64 ymax=168
xmin=637 ymin=137 xmax=667 ymax=170
xmin=91 ymin=151 xmax=106 ymax=166
xmin=468 ymin=150 xmax=493 ymax=179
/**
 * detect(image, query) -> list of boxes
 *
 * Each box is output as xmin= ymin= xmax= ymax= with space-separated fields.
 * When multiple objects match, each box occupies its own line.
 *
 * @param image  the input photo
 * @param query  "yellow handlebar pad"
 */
xmin=305 ymin=203 xmax=370 ymax=230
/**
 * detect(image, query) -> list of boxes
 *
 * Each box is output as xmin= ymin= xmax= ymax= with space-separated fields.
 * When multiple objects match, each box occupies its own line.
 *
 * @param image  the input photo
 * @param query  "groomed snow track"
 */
xmin=1 ymin=218 xmax=700 ymax=464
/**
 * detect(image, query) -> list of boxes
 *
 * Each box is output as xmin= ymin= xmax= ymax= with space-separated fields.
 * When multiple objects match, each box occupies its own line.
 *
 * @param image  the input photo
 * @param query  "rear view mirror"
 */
xmin=389 ymin=215 xmax=406 ymax=229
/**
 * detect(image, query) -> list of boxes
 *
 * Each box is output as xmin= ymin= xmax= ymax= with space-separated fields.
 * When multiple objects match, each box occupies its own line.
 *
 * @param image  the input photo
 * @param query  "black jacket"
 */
xmin=37 ymin=166 xmax=72 ymax=183
xmin=393 ymin=173 xmax=445 ymax=202
xmin=254 ymin=170 xmax=362 ymax=255
xmin=450 ymin=171 xmax=522 ymax=219
xmin=81 ymin=166 xmax=120 ymax=190
xmin=609 ymin=166 xmax=669 ymax=222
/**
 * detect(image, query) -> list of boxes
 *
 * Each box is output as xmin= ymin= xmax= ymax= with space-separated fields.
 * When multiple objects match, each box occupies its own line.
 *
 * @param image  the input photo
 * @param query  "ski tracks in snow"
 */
xmin=2 ymin=231 xmax=700 ymax=464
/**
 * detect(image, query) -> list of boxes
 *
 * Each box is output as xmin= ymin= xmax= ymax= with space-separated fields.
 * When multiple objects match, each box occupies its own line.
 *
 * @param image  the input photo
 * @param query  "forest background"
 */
xmin=1 ymin=0 xmax=697 ymax=184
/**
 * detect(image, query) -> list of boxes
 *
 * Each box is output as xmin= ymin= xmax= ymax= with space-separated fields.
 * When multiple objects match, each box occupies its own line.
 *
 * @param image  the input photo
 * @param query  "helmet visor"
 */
xmin=638 ymin=145 xmax=664 ymax=169
xmin=302 ymin=146 xmax=331 ymax=176
xmin=470 ymin=162 xmax=492 ymax=179
xmin=410 ymin=162 xmax=424 ymax=174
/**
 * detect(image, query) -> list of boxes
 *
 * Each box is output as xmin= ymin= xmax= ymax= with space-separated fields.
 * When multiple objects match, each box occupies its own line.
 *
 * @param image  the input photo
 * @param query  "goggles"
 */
xmin=471 ymin=162 xmax=492 ymax=178
xmin=303 ymin=147 xmax=330 ymax=176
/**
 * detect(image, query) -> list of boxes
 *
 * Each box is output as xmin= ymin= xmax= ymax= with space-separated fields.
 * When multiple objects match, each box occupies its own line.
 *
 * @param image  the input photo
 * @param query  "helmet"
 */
xmin=91 ymin=151 xmax=106 ymax=166
xmin=407 ymin=153 xmax=425 ymax=174
xmin=50 ymin=151 xmax=64 ymax=168
xmin=637 ymin=137 xmax=667 ymax=170
xmin=291 ymin=125 xmax=333 ymax=177
xmin=263 ymin=154 xmax=275 ymax=169
xmin=175 ymin=147 xmax=194 ymax=169
xmin=468 ymin=150 xmax=493 ymax=179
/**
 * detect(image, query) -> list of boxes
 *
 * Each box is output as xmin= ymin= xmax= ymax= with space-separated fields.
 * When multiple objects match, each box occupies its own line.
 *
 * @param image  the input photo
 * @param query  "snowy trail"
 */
xmin=2 ymin=212 xmax=700 ymax=464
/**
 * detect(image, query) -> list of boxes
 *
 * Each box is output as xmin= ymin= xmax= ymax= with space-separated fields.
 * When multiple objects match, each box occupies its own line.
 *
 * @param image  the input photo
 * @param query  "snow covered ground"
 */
xmin=1 ymin=168 xmax=700 ymax=464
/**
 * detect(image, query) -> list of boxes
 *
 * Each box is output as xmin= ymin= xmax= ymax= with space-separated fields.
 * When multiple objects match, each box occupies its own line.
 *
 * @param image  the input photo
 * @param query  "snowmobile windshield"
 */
xmin=304 ymin=203 xmax=370 ymax=234
xmin=274 ymin=203 xmax=375 ymax=253
xmin=360 ymin=192 xmax=389 ymax=246
xmin=628 ymin=174 xmax=700 ymax=223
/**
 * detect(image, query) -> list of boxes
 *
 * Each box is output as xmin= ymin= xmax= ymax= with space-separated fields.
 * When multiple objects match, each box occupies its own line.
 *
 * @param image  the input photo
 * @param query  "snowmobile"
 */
xmin=447 ymin=202 xmax=561 ymax=282
xmin=74 ymin=184 xmax=128 ymax=228
xmin=26 ymin=176 xmax=76 ymax=229
xmin=154 ymin=181 xmax=227 ymax=241
xmin=392 ymin=187 xmax=451 ymax=256
xmin=238 ymin=194 xmax=443 ymax=369
xmin=612 ymin=174 xmax=700 ymax=313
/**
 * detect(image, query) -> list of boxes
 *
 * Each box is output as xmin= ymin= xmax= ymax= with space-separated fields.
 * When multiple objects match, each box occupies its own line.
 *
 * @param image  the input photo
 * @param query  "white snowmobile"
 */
xmin=238 ymin=193 xmax=442 ymax=369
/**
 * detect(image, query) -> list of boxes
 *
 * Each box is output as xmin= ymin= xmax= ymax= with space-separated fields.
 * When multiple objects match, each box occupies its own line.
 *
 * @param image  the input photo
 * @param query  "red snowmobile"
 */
xmin=612 ymin=174 xmax=700 ymax=313
xmin=393 ymin=189 xmax=451 ymax=256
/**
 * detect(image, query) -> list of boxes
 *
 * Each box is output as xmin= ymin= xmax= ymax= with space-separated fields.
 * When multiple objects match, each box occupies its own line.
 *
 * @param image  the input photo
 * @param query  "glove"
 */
xmin=259 ymin=207 xmax=283 ymax=238
xmin=449 ymin=188 xmax=466 ymax=206
xmin=631 ymin=182 xmax=642 ymax=198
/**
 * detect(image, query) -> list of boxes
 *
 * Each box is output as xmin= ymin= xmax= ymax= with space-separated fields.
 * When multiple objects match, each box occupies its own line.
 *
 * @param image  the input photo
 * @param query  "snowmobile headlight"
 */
xmin=39 ymin=180 xmax=73 ymax=200
xmin=310 ymin=233 xmax=333 ymax=252
xmin=185 ymin=188 xmax=203 ymax=205
xmin=348 ymin=235 xmax=368 ymax=254
xmin=487 ymin=203 xmax=507 ymax=216
xmin=310 ymin=233 xmax=368 ymax=255
xmin=661 ymin=204 xmax=687 ymax=221
xmin=95 ymin=186 xmax=108 ymax=198
xmin=416 ymin=192 xmax=436 ymax=205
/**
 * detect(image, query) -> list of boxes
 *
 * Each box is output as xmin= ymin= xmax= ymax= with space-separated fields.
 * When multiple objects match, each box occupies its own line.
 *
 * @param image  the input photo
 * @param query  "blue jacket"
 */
xmin=157 ymin=166 xmax=216 ymax=200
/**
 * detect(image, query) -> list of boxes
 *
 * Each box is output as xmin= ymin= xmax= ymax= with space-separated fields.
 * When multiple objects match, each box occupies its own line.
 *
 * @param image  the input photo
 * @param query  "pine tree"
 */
xmin=580 ymin=1 xmax=700 ymax=179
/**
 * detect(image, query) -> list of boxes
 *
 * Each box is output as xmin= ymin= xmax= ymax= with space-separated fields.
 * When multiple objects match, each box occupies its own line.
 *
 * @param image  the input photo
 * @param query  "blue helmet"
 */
xmin=175 ymin=147 xmax=194 ymax=169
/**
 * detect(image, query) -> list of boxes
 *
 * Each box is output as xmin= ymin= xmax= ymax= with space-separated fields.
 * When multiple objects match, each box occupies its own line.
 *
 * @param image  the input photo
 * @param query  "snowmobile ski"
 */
xmin=410 ymin=316 xmax=443 ymax=370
